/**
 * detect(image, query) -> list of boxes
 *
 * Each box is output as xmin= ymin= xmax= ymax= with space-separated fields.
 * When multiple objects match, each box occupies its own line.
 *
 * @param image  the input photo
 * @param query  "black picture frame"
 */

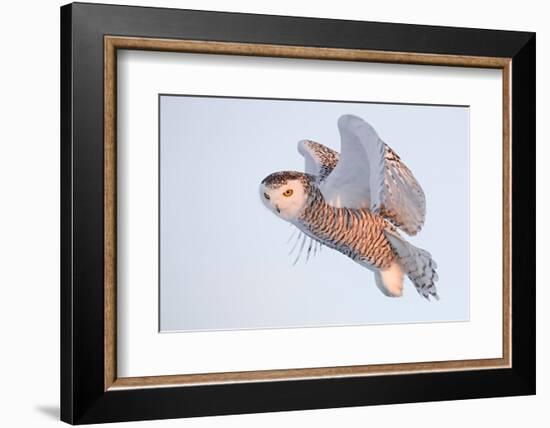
xmin=61 ymin=2 xmax=535 ymax=424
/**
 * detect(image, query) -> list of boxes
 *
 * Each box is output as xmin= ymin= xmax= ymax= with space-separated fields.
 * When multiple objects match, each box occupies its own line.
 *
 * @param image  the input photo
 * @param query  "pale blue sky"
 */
xmin=159 ymin=95 xmax=469 ymax=332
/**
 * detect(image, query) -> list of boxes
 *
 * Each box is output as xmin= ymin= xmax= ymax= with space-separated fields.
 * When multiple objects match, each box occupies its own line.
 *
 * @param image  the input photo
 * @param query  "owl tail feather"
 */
xmin=383 ymin=229 xmax=439 ymax=301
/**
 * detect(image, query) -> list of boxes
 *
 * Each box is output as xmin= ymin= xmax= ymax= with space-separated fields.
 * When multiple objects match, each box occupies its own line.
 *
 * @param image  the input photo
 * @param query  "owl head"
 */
xmin=260 ymin=171 xmax=312 ymax=221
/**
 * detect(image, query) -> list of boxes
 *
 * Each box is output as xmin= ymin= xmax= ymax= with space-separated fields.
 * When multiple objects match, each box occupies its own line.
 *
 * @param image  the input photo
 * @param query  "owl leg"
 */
xmin=374 ymin=263 xmax=404 ymax=297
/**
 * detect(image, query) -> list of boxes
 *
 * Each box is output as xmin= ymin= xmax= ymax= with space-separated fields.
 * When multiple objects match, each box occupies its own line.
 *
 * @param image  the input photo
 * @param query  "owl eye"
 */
xmin=283 ymin=189 xmax=293 ymax=197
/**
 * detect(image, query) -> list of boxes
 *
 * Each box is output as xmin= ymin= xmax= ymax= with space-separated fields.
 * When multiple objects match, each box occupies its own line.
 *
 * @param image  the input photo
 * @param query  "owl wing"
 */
xmin=320 ymin=114 xmax=426 ymax=235
xmin=297 ymin=139 xmax=339 ymax=183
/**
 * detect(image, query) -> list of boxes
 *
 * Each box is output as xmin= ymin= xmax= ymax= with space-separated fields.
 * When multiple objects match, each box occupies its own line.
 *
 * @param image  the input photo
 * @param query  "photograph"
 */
xmin=159 ymin=94 xmax=470 ymax=332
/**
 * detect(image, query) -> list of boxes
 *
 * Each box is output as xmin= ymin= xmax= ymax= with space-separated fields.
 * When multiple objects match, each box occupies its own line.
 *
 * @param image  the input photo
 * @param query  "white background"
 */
xmin=0 ymin=0 xmax=545 ymax=427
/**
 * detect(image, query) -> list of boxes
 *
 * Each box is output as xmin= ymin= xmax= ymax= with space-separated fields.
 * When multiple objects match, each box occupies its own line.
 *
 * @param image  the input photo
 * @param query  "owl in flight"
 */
xmin=260 ymin=114 xmax=439 ymax=300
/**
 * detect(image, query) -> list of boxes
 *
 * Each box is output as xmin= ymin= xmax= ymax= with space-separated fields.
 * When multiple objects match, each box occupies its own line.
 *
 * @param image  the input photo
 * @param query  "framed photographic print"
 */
xmin=60 ymin=2 xmax=536 ymax=424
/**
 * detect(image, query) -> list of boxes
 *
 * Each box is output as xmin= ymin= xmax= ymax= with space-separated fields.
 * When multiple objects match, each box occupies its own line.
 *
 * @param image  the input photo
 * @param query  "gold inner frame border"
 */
xmin=104 ymin=35 xmax=512 ymax=391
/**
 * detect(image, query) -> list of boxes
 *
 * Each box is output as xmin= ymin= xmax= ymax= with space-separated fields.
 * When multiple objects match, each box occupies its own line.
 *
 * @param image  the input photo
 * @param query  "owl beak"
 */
xmin=275 ymin=205 xmax=281 ymax=214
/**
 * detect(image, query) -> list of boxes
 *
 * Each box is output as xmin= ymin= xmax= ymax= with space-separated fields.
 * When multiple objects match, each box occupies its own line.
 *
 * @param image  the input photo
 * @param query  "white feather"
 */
xmin=319 ymin=114 xmax=426 ymax=235
xmin=384 ymin=228 xmax=439 ymax=300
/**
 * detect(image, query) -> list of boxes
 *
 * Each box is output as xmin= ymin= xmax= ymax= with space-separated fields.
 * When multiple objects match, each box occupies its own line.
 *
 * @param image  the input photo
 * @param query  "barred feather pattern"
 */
xmin=298 ymin=140 xmax=339 ymax=183
xmin=296 ymin=186 xmax=396 ymax=270
xmin=372 ymin=145 xmax=426 ymax=235
xmin=403 ymin=249 xmax=439 ymax=300
xmin=384 ymin=229 xmax=439 ymax=300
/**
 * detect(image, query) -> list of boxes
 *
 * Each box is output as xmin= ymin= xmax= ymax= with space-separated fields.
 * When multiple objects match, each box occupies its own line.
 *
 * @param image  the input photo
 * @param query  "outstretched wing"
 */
xmin=297 ymin=140 xmax=339 ymax=183
xmin=320 ymin=114 xmax=426 ymax=235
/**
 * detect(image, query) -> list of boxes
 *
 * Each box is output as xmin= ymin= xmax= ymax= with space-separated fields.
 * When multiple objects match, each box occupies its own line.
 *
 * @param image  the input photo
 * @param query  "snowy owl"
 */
xmin=260 ymin=114 xmax=439 ymax=300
